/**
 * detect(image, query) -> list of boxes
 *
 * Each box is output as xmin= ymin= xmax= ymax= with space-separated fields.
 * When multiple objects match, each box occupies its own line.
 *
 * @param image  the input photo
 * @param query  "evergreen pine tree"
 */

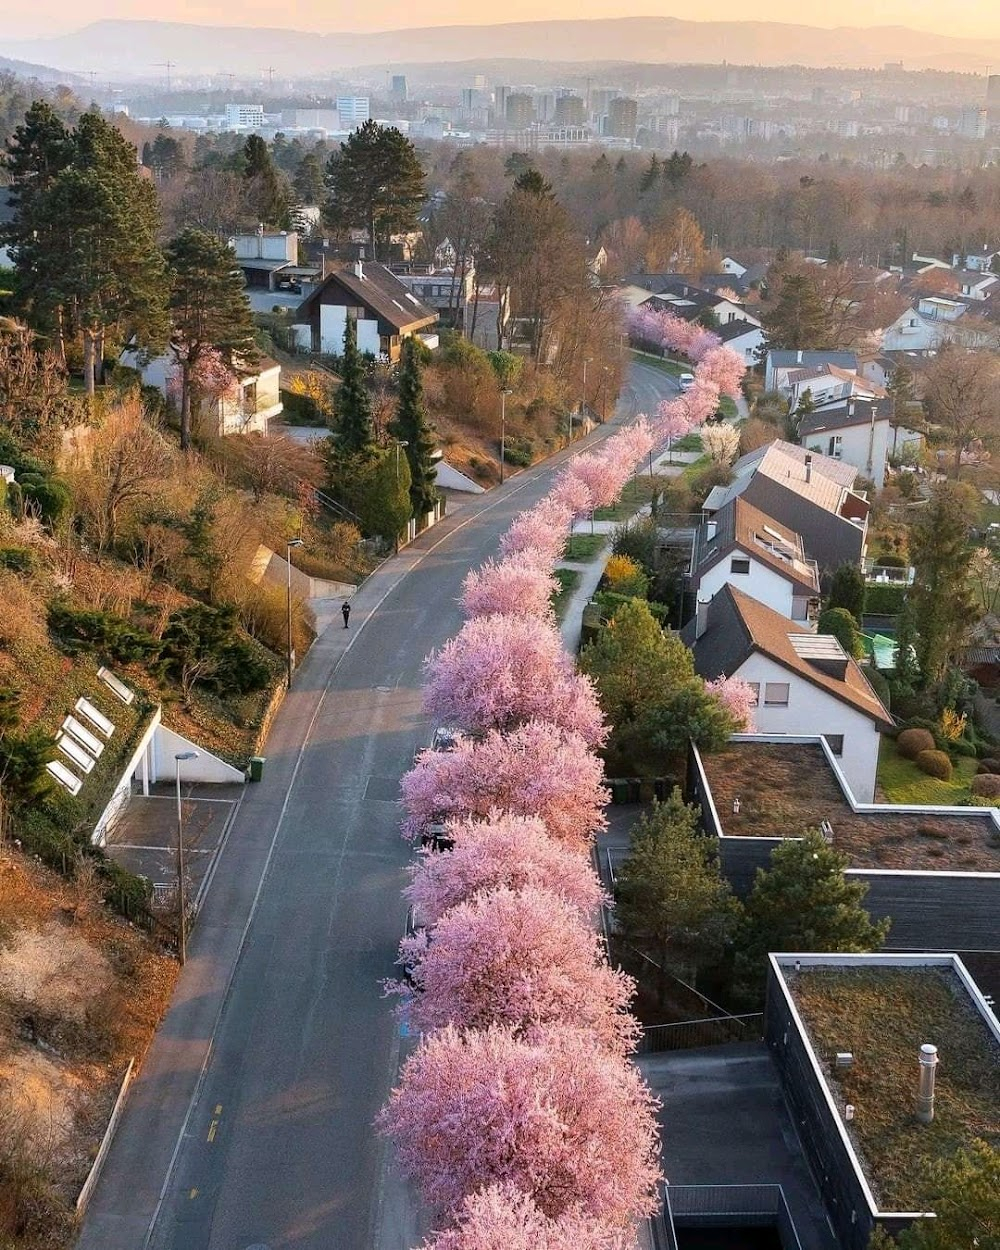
xmin=334 ymin=316 xmax=375 ymax=457
xmin=165 ymin=227 xmax=259 ymax=451
xmin=391 ymin=336 xmax=438 ymax=519
xmin=323 ymin=120 xmax=425 ymax=260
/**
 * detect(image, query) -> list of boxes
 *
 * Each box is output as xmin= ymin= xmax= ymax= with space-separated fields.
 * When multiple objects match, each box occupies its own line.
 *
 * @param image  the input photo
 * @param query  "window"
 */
xmin=730 ymin=557 xmax=751 ymax=575
xmin=763 ymin=682 xmax=790 ymax=706
xmin=824 ymin=734 xmax=844 ymax=756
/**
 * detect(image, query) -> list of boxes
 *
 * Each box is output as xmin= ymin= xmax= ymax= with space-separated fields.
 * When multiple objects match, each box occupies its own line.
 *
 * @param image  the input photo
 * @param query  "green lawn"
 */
xmin=680 ymin=454 xmax=712 ymax=482
xmin=673 ymin=431 xmax=703 ymax=452
xmin=562 ymin=534 xmax=607 ymax=561
xmin=593 ymin=474 xmax=669 ymax=522
xmin=876 ymin=736 xmax=978 ymax=804
xmin=719 ymin=395 xmax=738 ymax=420
xmin=552 ymin=568 xmax=581 ymax=620
xmin=629 ymin=349 xmax=686 ymax=377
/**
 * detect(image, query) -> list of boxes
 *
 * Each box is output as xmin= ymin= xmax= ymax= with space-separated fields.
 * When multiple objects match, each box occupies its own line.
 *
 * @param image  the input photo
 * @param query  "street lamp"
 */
xmin=499 ymin=388 xmax=512 ymax=485
xmin=393 ymin=440 xmax=409 ymax=553
xmin=174 ymin=750 xmax=198 ymax=967
xmin=582 ymin=357 xmax=593 ymax=416
xmin=286 ymin=537 xmax=304 ymax=688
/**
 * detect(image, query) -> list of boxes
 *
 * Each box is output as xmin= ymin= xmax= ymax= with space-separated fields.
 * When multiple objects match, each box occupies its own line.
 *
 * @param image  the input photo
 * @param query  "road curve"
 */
xmin=76 ymin=362 xmax=678 ymax=1250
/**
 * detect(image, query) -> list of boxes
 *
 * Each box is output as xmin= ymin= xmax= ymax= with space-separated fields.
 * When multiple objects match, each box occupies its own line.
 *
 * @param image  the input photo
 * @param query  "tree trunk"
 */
xmin=54 ymin=306 xmax=67 ymax=369
xmin=82 ymin=328 xmax=96 ymax=397
xmin=94 ymin=328 xmax=105 ymax=387
xmin=180 ymin=360 xmax=193 ymax=452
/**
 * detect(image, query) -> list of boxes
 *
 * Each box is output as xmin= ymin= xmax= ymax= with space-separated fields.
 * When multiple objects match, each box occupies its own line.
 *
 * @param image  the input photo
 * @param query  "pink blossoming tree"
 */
xmin=379 ymin=1023 xmax=662 ymax=1229
xmin=500 ymin=500 xmax=573 ymax=568
xmin=405 ymin=811 xmax=606 ymax=926
xmin=697 ymin=345 xmax=746 ymax=398
xmin=420 ymin=1185 xmax=616 ymax=1250
xmin=549 ymin=471 xmax=595 ymax=519
xmin=705 ymin=674 xmax=757 ymax=731
xmin=424 ymin=615 xmax=606 ymax=746
xmin=400 ymin=721 xmax=608 ymax=851
xmin=461 ymin=554 xmax=558 ymax=621
xmin=395 ymin=886 xmax=639 ymax=1053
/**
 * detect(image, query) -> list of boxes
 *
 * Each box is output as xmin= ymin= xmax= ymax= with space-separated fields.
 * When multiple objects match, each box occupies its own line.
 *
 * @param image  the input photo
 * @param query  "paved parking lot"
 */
xmin=105 ymin=781 xmax=245 ymax=904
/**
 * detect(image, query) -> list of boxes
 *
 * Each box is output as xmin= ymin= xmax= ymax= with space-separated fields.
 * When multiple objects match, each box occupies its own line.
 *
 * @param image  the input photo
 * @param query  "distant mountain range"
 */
xmin=0 ymin=53 xmax=83 ymax=83
xmin=3 ymin=16 xmax=999 ymax=79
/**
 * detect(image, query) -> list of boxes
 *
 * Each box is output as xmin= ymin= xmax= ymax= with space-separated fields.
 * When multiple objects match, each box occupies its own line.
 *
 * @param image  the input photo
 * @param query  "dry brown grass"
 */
xmin=789 ymin=966 xmax=1000 ymax=1210
xmin=0 ymin=850 xmax=178 ymax=1248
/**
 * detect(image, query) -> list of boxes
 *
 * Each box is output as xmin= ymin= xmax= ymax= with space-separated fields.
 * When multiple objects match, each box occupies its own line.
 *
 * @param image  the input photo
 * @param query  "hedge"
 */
xmin=864 ymin=584 xmax=906 ymax=616
xmin=915 ymin=749 xmax=953 ymax=781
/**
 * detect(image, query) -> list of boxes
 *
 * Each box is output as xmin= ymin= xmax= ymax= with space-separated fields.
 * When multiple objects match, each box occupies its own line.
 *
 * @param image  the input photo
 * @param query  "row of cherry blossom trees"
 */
xmin=381 ymin=339 xmax=747 ymax=1247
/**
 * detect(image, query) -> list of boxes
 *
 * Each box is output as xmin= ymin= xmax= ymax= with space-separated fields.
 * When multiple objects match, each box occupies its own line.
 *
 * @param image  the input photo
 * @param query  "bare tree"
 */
xmin=922 ymin=347 xmax=1000 ymax=476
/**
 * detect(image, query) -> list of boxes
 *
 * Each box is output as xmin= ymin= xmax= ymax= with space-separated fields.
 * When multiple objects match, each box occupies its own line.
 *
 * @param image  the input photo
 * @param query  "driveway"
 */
xmin=76 ymin=361 xmax=684 ymax=1250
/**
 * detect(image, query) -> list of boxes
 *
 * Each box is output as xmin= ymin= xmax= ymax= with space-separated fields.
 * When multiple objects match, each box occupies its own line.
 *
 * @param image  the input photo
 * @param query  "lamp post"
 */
xmin=582 ymin=356 xmax=593 ymax=414
xmin=285 ymin=537 xmax=304 ymax=688
xmin=174 ymin=750 xmax=198 ymax=966
xmin=394 ymin=440 xmax=408 ymax=553
xmin=499 ymin=388 xmax=512 ymax=485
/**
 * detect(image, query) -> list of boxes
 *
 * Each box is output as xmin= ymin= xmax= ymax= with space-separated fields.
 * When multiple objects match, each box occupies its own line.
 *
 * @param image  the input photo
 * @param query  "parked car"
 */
xmin=678 ymin=372 xmax=696 ymax=391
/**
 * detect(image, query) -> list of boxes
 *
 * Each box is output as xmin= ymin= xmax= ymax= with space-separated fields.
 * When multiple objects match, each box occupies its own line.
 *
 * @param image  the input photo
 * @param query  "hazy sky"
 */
xmin=6 ymin=0 xmax=999 ymax=41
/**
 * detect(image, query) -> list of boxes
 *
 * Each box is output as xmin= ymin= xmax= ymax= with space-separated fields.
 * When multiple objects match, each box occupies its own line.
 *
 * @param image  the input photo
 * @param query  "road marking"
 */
xmin=188 ymin=1189 xmax=198 ymax=1200
xmin=214 ymin=1105 xmax=222 ymax=1115
xmin=207 ymin=1120 xmax=218 ymax=1143
xmin=144 ymin=411 xmax=645 ymax=1249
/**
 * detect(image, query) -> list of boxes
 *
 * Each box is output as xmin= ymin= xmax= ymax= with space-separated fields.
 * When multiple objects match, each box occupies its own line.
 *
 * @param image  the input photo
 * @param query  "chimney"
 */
xmin=695 ymin=598 xmax=710 ymax=640
xmin=804 ymin=453 xmax=812 ymax=483
xmin=916 ymin=1044 xmax=938 ymax=1123
xmin=706 ymin=519 xmax=718 ymax=542
xmin=796 ymin=349 xmax=803 ymax=364
xmin=354 ymin=259 xmax=364 ymax=280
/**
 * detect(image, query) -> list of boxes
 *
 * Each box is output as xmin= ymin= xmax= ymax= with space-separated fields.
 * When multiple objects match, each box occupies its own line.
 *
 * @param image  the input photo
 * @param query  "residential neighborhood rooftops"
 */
xmin=714 ymin=317 xmax=762 ymax=343
xmin=692 ymin=497 xmax=819 ymax=594
xmin=767 ymin=349 xmax=859 ymax=371
xmin=698 ymin=739 xmax=1000 ymax=870
xmin=774 ymin=955 xmax=1000 ymax=1212
xmin=297 ymin=261 xmax=438 ymax=333
xmin=797 ymin=398 xmax=894 ymax=436
xmin=705 ymin=440 xmax=864 ymax=518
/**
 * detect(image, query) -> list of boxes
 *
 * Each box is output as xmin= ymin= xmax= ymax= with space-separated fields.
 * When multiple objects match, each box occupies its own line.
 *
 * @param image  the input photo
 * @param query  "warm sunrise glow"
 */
xmin=3 ymin=0 xmax=999 ymax=40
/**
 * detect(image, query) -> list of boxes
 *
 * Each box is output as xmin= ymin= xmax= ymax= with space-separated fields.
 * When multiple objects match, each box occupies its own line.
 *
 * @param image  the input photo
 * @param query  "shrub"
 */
xmin=977 ymin=758 xmax=1000 ymax=774
xmin=18 ymin=470 xmax=71 ymax=527
xmin=47 ymin=600 xmax=158 ymax=663
xmin=817 ymin=607 xmax=863 ymax=658
xmin=915 ymin=749 xmax=953 ymax=781
xmin=603 ymin=554 xmax=649 ymax=599
xmin=874 ymin=553 xmax=907 ymax=568
xmin=897 ymin=727 xmax=936 ymax=759
xmin=864 ymin=665 xmax=891 ymax=711
xmin=864 ymin=584 xmax=906 ymax=615
xmin=0 ymin=546 xmax=33 ymax=573
xmin=970 ymin=774 xmax=1000 ymax=799
xmin=160 ymin=603 xmax=271 ymax=698
xmin=502 ymin=434 xmax=534 ymax=467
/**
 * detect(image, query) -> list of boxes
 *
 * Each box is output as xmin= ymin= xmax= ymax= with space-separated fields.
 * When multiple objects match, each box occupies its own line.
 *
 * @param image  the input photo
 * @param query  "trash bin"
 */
xmin=248 ymin=756 xmax=266 ymax=783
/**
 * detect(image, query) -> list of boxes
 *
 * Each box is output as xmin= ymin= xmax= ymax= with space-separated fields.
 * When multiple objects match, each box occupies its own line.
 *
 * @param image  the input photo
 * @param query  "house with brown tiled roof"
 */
xmin=683 ymin=584 xmax=891 ymax=800
xmin=688 ymin=497 xmax=820 ymax=623
xmin=291 ymin=259 xmax=438 ymax=362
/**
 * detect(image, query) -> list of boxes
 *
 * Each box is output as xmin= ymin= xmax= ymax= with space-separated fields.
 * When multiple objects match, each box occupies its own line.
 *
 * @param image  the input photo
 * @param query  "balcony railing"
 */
xmin=662 ymin=1184 xmax=805 ymax=1250
xmin=863 ymin=560 xmax=914 ymax=585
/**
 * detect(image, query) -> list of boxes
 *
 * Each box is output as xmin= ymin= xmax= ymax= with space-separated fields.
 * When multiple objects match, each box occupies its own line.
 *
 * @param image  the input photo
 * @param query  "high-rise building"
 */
xmin=224 ymin=103 xmax=264 ymax=129
xmin=336 ymin=97 xmax=371 ymax=127
xmin=554 ymin=94 xmax=586 ymax=126
xmin=391 ymin=75 xmax=407 ymax=102
xmin=988 ymin=75 xmax=1000 ymax=103
xmin=505 ymin=93 xmax=535 ymax=129
xmin=607 ymin=96 xmax=638 ymax=141
xmin=958 ymin=107 xmax=987 ymax=140
xmin=494 ymin=85 xmax=510 ymax=118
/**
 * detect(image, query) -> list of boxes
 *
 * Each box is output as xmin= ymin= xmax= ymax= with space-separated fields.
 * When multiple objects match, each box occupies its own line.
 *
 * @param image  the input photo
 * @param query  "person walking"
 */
xmin=342 ymin=601 xmax=351 ymax=629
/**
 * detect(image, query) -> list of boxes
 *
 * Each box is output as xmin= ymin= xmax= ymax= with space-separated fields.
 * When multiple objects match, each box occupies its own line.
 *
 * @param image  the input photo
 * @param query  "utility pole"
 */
xmin=174 ymin=751 xmax=198 ymax=966
xmin=285 ymin=538 xmax=304 ymax=687
xmin=499 ymin=389 xmax=512 ymax=485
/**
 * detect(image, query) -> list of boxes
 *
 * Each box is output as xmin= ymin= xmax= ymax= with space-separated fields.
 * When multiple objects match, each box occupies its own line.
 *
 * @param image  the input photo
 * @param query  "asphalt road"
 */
xmin=76 ymin=360 xmax=678 ymax=1250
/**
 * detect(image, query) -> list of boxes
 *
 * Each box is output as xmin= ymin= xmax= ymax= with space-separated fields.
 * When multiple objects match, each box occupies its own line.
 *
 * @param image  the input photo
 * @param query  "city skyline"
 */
xmin=3 ymin=1 xmax=999 ymax=42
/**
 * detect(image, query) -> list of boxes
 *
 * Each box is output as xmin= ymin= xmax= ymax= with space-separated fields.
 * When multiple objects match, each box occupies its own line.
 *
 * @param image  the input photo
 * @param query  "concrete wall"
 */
xmin=151 ymin=724 xmax=246 ymax=784
xmin=730 ymin=652 xmax=882 ymax=802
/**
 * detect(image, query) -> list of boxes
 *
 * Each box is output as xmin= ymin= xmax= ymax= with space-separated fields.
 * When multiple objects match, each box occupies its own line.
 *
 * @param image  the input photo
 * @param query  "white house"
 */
xmin=684 ymin=584 xmax=892 ymax=802
xmin=764 ymin=350 xmax=859 ymax=393
xmin=880 ymin=308 xmax=947 ymax=353
xmin=715 ymin=318 xmax=765 ymax=366
xmin=688 ymin=497 xmax=820 ymax=622
xmin=798 ymin=399 xmax=923 ymax=489
xmin=120 ymin=350 xmax=282 ymax=437
xmin=952 ymin=244 xmax=1000 ymax=272
xmin=779 ymin=364 xmax=883 ymax=410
